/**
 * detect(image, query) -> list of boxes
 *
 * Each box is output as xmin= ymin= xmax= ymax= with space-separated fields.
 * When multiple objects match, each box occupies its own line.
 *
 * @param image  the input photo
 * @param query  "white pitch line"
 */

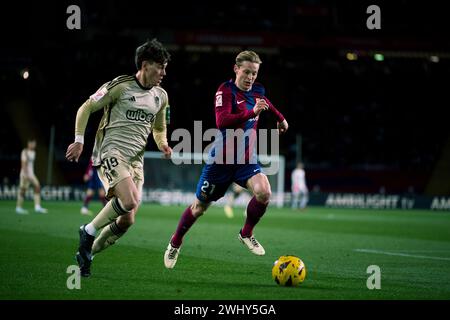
xmin=354 ymin=249 xmax=450 ymax=261
xmin=394 ymin=249 xmax=450 ymax=253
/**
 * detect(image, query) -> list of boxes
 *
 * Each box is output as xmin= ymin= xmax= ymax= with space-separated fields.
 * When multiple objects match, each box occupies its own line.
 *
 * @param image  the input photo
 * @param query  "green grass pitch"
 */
xmin=1 ymin=200 xmax=450 ymax=300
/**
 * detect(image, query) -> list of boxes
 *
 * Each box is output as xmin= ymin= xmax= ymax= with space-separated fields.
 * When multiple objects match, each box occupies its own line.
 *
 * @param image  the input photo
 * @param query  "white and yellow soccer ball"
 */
xmin=272 ymin=255 xmax=306 ymax=286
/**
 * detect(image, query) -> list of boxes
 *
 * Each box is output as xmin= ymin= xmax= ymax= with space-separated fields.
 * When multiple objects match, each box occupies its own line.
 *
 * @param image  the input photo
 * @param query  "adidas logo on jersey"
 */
xmin=128 ymin=96 xmax=136 ymax=102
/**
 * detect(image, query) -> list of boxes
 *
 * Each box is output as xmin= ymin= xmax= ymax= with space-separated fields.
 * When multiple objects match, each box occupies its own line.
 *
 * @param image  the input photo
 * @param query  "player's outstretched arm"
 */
xmin=66 ymin=83 xmax=116 ymax=163
xmin=152 ymin=100 xmax=172 ymax=159
xmin=65 ymin=101 xmax=93 ymax=163
xmin=263 ymin=97 xmax=287 ymax=134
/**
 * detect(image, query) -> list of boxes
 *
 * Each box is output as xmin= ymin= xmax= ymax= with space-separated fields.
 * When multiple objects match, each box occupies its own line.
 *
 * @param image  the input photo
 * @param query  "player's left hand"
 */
xmin=277 ymin=119 xmax=289 ymax=134
xmin=253 ymin=98 xmax=269 ymax=116
xmin=160 ymin=145 xmax=172 ymax=159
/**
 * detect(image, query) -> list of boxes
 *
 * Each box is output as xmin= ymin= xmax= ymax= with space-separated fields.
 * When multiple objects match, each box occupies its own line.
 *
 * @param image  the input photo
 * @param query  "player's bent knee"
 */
xmin=121 ymin=198 xmax=139 ymax=212
xmin=256 ymin=188 xmax=271 ymax=204
xmin=191 ymin=206 xmax=206 ymax=218
xmin=191 ymin=201 xmax=208 ymax=218
xmin=117 ymin=214 xmax=135 ymax=229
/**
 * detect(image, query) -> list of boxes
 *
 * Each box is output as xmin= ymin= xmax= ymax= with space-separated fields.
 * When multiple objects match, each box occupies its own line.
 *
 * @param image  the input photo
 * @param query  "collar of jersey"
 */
xmin=134 ymin=75 xmax=153 ymax=91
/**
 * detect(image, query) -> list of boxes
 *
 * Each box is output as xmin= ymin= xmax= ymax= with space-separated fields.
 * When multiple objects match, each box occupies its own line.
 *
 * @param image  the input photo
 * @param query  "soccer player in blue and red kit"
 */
xmin=80 ymin=159 xmax=107 ymax=215
xmin=164 ymin=50 xmax=289 ymax=268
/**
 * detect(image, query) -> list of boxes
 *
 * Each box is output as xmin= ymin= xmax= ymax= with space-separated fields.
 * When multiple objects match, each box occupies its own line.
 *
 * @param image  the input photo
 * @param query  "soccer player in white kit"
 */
xmin=66 ymin=39 xmax=172 ymax=277
xmin=291 ymin=162 xmax=309 ymax=210
xmin=15 ymin=139 xmax=48 ymax=214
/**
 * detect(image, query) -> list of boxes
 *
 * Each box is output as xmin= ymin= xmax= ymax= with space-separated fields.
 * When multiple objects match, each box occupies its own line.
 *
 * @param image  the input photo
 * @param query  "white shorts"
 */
xmin=292 ymin=186 xmax=308 ymax=196
xmin=97 ymin=150 xmax=144 ymax=200
xmin=19 ymin=173 xmax=40 ymax=189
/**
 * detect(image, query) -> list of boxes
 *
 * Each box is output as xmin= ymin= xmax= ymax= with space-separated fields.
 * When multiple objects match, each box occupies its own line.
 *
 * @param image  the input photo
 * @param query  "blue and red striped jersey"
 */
xmin=208 ymin=80 xmax=285 ymax=165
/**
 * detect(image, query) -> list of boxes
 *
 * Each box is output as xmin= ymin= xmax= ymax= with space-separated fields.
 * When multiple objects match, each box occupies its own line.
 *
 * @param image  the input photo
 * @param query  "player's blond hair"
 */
xmin=235 ymin=51 xmax=262 ymax=66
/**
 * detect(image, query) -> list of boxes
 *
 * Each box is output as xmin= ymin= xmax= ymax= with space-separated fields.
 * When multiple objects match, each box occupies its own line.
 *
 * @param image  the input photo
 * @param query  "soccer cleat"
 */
xmin=76 ymin=225 xmax=95 ymax=277
xmin=164 ymin=241 xmax=181 ymax=269
xmin=35 ymin=207 xmax=48 ymax=214
xmin=224 ymin=205 xmax=234 ymax=218
xmin=238 ymin=231 xmax=265 ymax=256
xmin=80 ymin=207 xmax=92 ymax=215
xmin=16 ymin=207 xmax=29 ymax=215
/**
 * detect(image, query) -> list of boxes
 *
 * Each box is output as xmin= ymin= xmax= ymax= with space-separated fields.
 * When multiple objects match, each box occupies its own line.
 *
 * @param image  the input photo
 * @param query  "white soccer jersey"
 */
xmin=291 ymin=168 xmax=307 ymax=193
xmin=75 ymin=75 xmax=169 ymax=166
xmin=20 ymin=148 xmax=35 ymax=176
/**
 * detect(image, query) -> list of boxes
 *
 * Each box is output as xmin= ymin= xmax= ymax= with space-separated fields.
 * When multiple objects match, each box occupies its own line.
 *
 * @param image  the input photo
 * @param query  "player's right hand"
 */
xmin=160 ymin=144 xmax=173 ymax=159
xmin=66 ymin=142 xmax=83 ymax=163
xmin=253 ymin=98 xmax=269 ymax=116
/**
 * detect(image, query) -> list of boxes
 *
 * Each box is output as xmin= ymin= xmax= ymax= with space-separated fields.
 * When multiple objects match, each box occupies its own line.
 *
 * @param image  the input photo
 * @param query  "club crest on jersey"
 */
xmin=90 ymin=87 xmax=108 ymax=102
xmin=126 ymin=109 xmax=155 ymax=124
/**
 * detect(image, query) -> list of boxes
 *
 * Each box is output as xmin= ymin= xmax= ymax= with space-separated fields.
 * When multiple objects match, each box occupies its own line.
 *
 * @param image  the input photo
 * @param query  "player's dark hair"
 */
xmin=135 ymin=38 xmax=171 ymax=70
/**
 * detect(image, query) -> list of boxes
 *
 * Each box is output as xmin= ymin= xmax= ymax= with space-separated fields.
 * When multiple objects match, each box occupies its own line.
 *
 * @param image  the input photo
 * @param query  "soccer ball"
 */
xmin=272 ymin=255 xmax=306 ymax=286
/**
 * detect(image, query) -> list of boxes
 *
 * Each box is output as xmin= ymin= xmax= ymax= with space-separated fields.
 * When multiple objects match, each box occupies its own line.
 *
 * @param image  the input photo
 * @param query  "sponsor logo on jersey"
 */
xmin=126 ymin=109 xmax=155 ymax=123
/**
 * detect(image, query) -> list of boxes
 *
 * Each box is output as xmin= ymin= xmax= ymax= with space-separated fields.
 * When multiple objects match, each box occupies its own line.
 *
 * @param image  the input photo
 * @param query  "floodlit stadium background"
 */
xmin=0 ymin=1 xmax=449 ymax=208
xmin=1 ymin=0 xmax=450 ymax=303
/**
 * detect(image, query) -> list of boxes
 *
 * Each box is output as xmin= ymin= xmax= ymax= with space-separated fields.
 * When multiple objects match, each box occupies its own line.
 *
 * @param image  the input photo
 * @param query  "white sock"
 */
xmin=84 ymin=223 xmax=97 ymax=236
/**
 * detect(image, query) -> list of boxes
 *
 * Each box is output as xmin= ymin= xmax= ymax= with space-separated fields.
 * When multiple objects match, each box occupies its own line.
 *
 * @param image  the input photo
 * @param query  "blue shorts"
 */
xmin=195 ymin=163 xmax=261 ymax=203
xmin=87 ymin=169 xmax=104 ymax=190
